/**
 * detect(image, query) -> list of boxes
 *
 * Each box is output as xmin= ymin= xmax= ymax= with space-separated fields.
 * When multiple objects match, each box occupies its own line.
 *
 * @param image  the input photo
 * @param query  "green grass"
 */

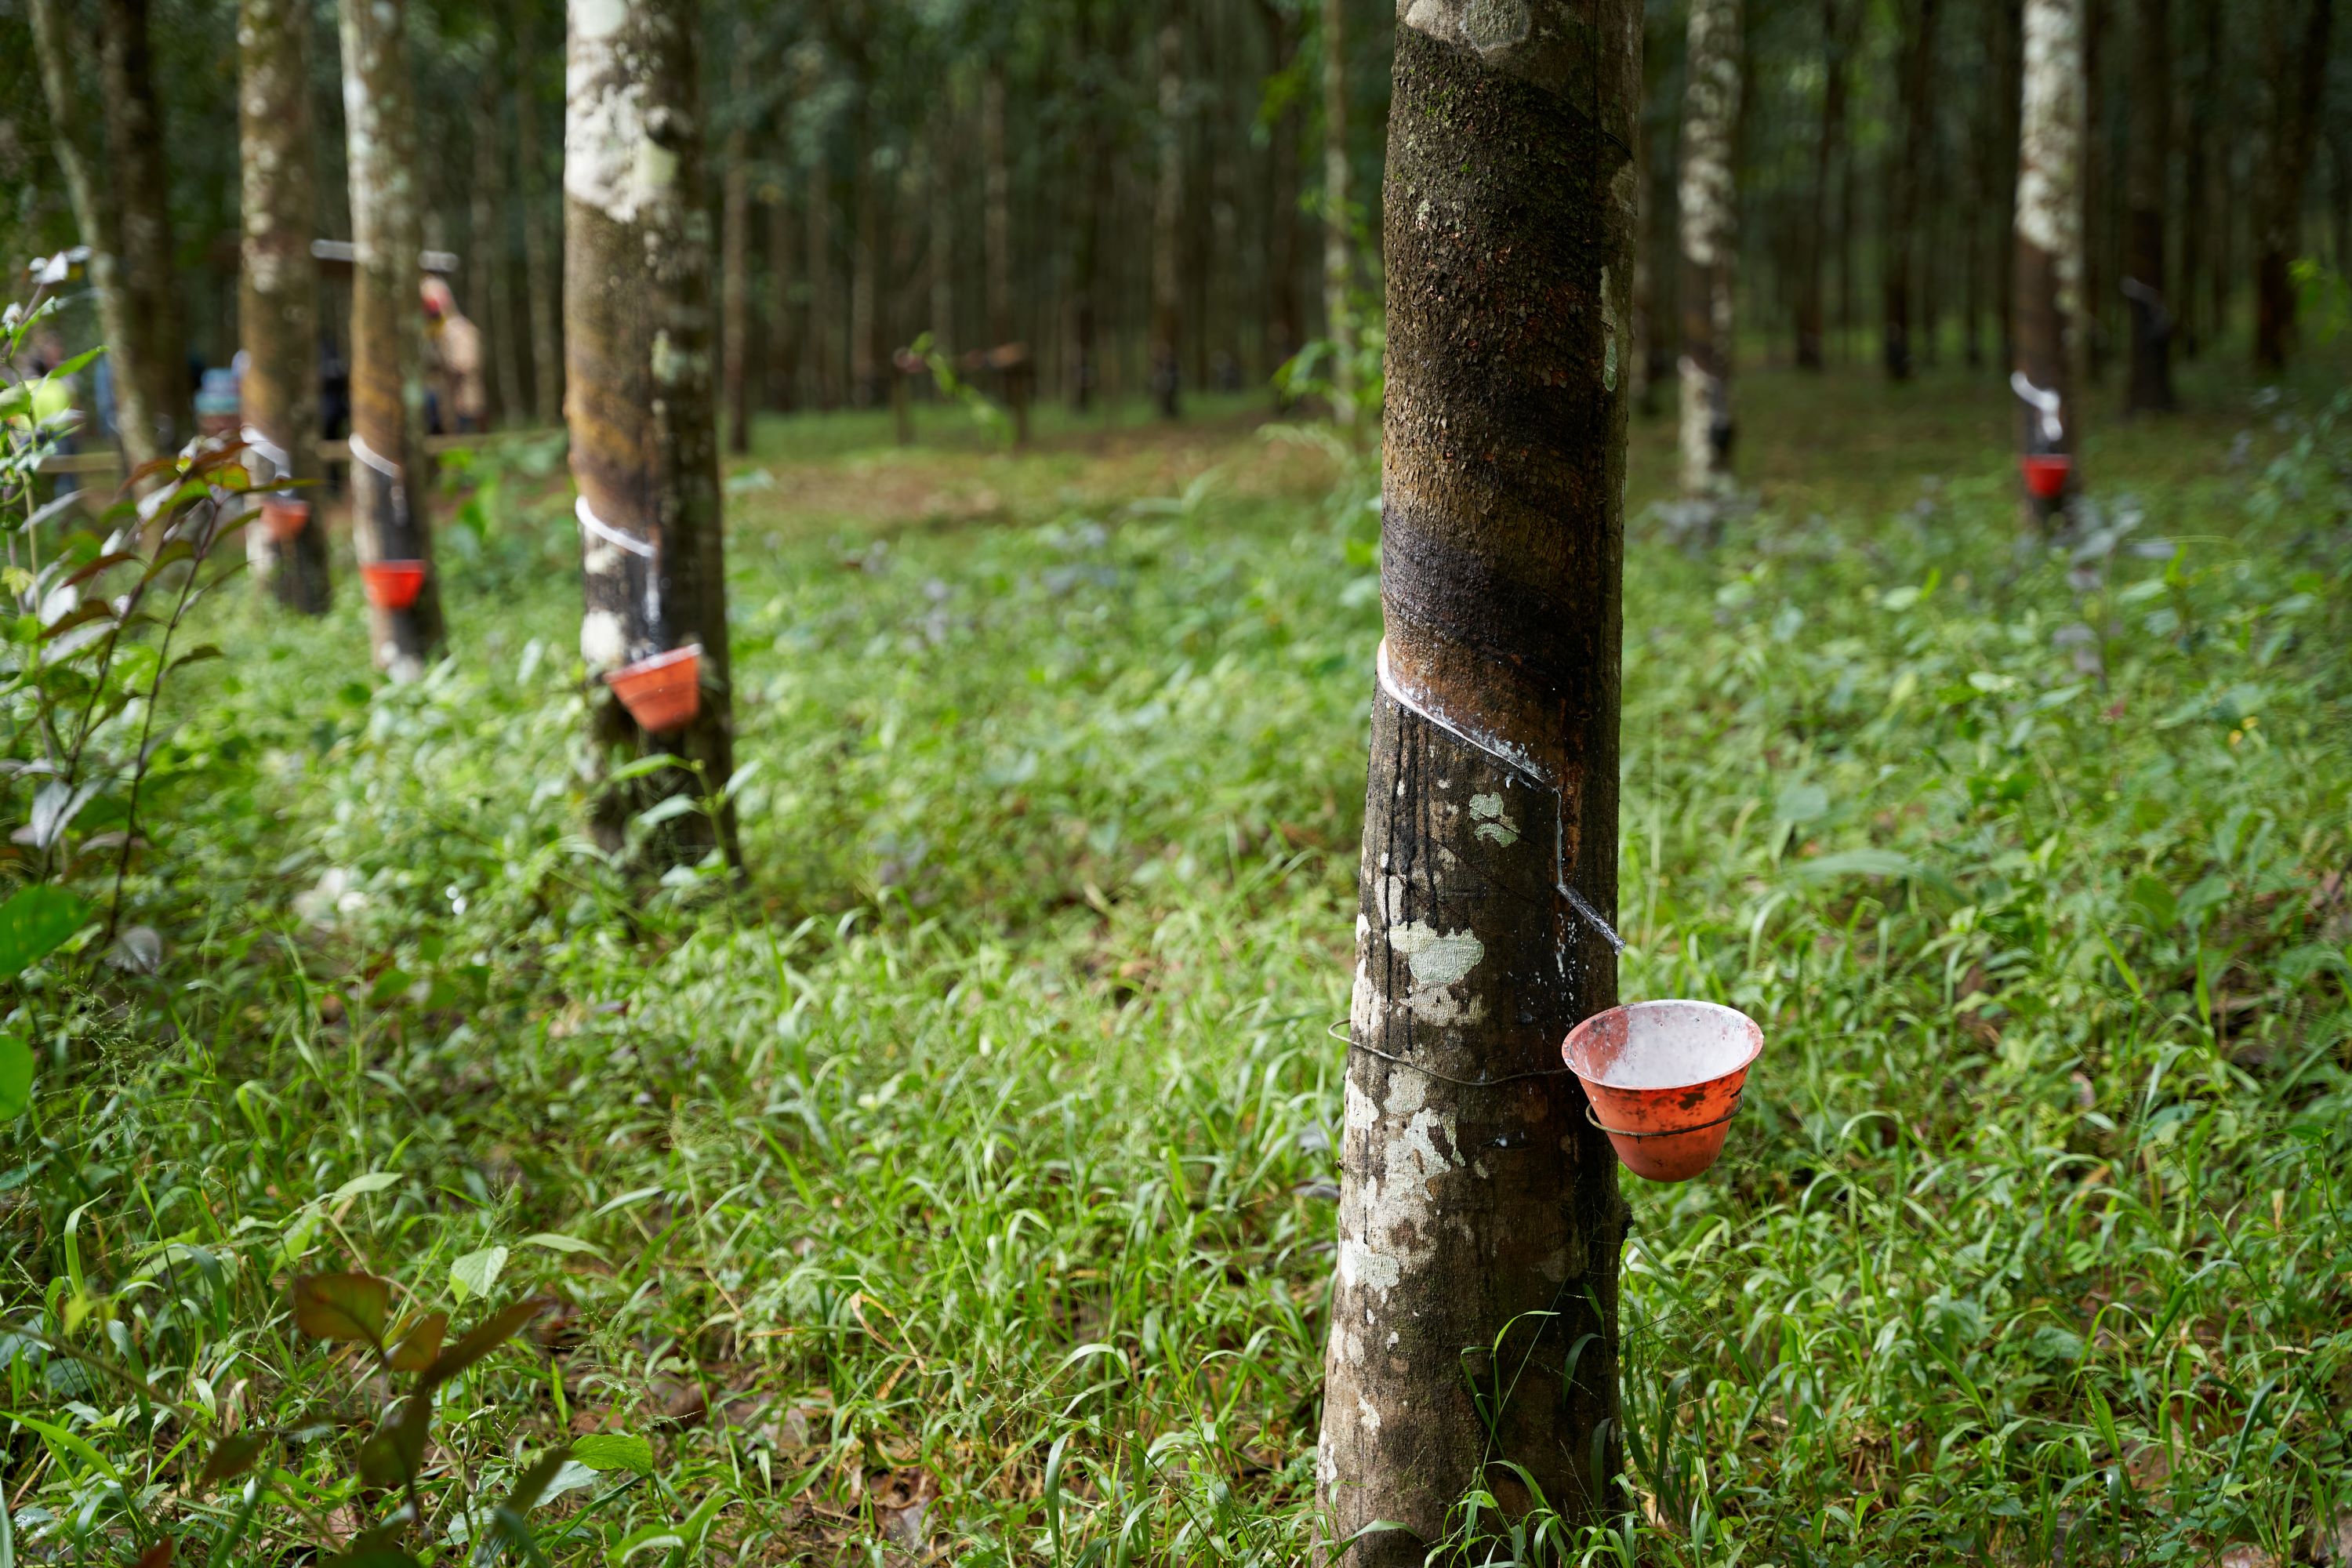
xmin=4 ymin=354 xmax=2350 ymax=1568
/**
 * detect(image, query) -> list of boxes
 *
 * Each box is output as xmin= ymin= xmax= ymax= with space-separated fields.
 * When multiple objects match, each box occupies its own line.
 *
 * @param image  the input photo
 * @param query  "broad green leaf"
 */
xmin=196 ymin=1432 xmax=269 ymax=1487
xmin=289 ymin=1272 xmax=390 ymax=1344
xmin=0 ymin=1035 xmax=30 ymax=1120
xmin=365 ymin=968 xmax=414 ymax=1007
xmin=608 ymin=753 xmax=682 ymax=782
xmin=449 ymin=1245 xmax=509 ymax=1305
xmin=0 ymin=886 xmax=90 ymax=976
xmin=419 ymin=1295 xmax=551 ymax=1390
xmin=571 ymin=1432 xmax=654 ymax=1475
xmin=329 ymin=1171 xmax=401 ymax=1204
xmin=387 ymin=1311 xmax=448 ymax=1372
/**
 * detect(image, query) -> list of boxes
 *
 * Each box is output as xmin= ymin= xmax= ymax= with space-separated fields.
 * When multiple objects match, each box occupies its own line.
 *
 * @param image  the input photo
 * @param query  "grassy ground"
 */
xmin=5 ymin=347 xmax=2350 ymax=1568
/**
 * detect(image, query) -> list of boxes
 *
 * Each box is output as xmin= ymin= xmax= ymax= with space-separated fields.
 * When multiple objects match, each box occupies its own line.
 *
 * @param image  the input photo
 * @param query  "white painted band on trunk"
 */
xmin=347 ymin=431 xmax=401 ymax=479
xmin=575 ymin=495 xmax=655 ymax=557
xmin=2011 ymin=371 xmax=2064 ymax=441
xmin=1375 ymin=639 xmax=1624 ymax=953
xmin=239 ymin=424 xmax=292 ymax=479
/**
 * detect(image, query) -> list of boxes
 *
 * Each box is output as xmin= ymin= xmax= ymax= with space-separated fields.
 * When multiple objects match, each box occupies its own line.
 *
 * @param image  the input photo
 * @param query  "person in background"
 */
xmin=420 ymin=277 xmax=486 ymax=435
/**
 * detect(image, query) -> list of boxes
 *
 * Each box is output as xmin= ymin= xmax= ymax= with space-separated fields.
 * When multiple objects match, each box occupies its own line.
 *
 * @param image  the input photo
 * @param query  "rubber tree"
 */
xmin=1149 ymin=7 xmax=1187 ymax=419
xmin=238 ymin=0 xmax=332 ymax=614
xmin=99 ymin=0 xmax=188 ymax=450
xmin=1883 ymin=0 xmax=1939 ymax=381
xmin=1318 ymin=0 xmax=1356 ymax=426
xmin=720 ymin=21 xmax=753 ymax=456
xmin=2122 ymin=0 xmax=2175 ymax=412
xmin=1319 ymin=1 xmax=1636 ymax=1559
xmin=2253 ymin=0 xmax=2335 ymax=372
xmin=1796 ymin=0 xmax=1851 ymax=371
xmin=1254 ymin=0 xmax=1305 ymax=391
xmin=1679 ymin=0 xmax=1741 ymax=503
xmin=2013 ymin=0 xmax=2084 ymax=527
xmin=564 ymin=0 xmax=739 ymax=868
xmin=26 ymin=0 xmax=165 ymax=476
xmin=340 ymin=0 xmax=445 ymax=675
xmin=517 ymin=23 xmax=564 ymax=426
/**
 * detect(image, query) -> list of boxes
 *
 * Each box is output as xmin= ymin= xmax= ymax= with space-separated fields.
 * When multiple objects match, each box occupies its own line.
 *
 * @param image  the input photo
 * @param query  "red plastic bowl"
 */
xmin=259 ymin=495 xmax=311 ymax=543
xmin=360 ymin=560 xmax=427 ymax=611
xmin=605 ymin=645 xmax=702 ymax=735
xmin=1563 ymin=1000 xmax=1764 ymax=1182
xmin=2020 ymin=453 xmax=2073 ymax=500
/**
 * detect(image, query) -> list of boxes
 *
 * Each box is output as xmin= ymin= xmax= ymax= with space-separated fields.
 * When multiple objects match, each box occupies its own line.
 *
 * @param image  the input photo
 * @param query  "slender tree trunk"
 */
xmin=1319 ymin=0 xmax=1356 ymax=425
xmin=1150 ymin=11 xmax=1185 ymax=420
xmin=2254 ymin=0 xmax=2335 ymax=372
xmin=99 ymin=0 xmax=187 ymax=449
xmin=2015 ymin=0 xmax=2084 ymax=528
xmin=807 ymin=157 xmax=837 ymax=409
xmin=517 ymin=27 xmax=563 ymax=426
xmin=1256 ymin=0 xmax=1303 ymax=391
xmin=981 ymin=56 xmax=1031 ymax=441
xmin=2079 ymin=0 xmax=2108 ymax=379
xmin=1884 ymin=0 xmax=1939 ymax=380
xmin=1798 ymin=0 xmax=1848 ymax=370
xmin=928 ymin=115 xmax=954 ymax=356
xmin=1679 ymin=0 xmax=1741 ymax=503
xmin=564 ymin=0 xmax=738 ymax=869
xmin=2176 ymin=0 xmax=2216 ymax=357
xmin=1995 ymin=0 xmax=2025 ymax=365
xmin=1070 ymin=7 xmax=1107 ymax=413
xmin=239 ymin=0 xmax=330 ymax=614
xmin=1321 ymin=5 xmax=1635 ymax=1556
xmin=472 ymin=84 xmax=517 ymax=427
xmin=781 ymin=187 xmax=809 ymax=411
xmin=720 ymin=26 xmax=752 ymax=456
xmin=851 ymin=146 xmax=879 ymax=406
xmin=26 ymin=0 xmax=163 ymax=475
xmin=340 ymin=0 xmax=444 ymax=675
xmin=2123 ymin=0 xmax=2175 ymax=411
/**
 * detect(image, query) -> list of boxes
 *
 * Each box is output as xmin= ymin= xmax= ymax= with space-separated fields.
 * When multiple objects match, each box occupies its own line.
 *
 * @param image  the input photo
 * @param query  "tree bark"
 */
xmin=1069 ymin=5 xmax=1109 ymax=413
xmin=979 ymin=56 xmax=1032 ymax=441
xmin=1319 ymin=0 xmax=1356 ymax=425
xmin=766 ymin=190 xmax=798 ymax=410
xmin=2015 ymin=0 xmax=2084 ymax=528
xmin=473 ymin=82 xmax=518 ymax=427
xmin=1797 ymin=0 xmax=1849 ymax=370
xmin=99 ymin=0 xmax=188 ymax=450
xmin=1256 ymin=0 xmax=1303 ymax=390
xmin=517 ymin=24 xmax=564 ymax=426
xmin=1883 ymin=0 xmax=1939 ymax=380
xmin=1150 ymin=10 xmax=1186 ymax=419
xmin=807 ymin=151 xmax=837 ymax=409
xmin=2122 ymin=0 xmax=2175 ymax=411
xmin=2253 ymin=0 xmax=2335 ymax=372
xmin=2175 ymin=0 xmax=2217 ymax=357
xmin=1994 ymin=0 xmax=2025 ymax=366
xmin=1679 ymin=0 xmax=1741 ymax=501
xmin=239 ymin=0 xmax=331 ymax=615
xmin=25 ymin=0 xmax=164 ymax=476
xmin=927 ymin=115 xmax=954 ymax=358
xmin=339 ymin=0 xmax=445 ymax=675
xmin=2079 ymin=0 xmax=2108 ymax=379
xmin=720 ymin=24 xmax=753 ymax=456
xmin=564 ymin=0 xmax=738 ymax=869
xmin=851 ymin=145 xmax=879 ymax=407
xmin=1319 ymin=4 xmax=1635 ymax=1559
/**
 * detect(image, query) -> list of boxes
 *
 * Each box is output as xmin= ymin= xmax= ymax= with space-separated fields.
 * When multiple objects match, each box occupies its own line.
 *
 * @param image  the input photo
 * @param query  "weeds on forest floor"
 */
xmin=2 ymin=365 xmax=2349 ymax=1568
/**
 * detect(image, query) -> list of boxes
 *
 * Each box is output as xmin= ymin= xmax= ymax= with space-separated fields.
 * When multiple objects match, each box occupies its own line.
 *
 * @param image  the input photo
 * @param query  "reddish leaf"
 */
xmin=195 ymin=1432 xmax=268 ymax=1488
xmin=387 ymin=1311 xmax=448 ymax=1372
xmin=419 ymin=1296 xmax=554 ymax=1390
xmin=134 ymin=1541 xmax=172 ymax=1568
xmin=357 ymin=1394 xmax=431 ymax=1487
xmin=289 ymin=1272 xmax=390 ymax=1345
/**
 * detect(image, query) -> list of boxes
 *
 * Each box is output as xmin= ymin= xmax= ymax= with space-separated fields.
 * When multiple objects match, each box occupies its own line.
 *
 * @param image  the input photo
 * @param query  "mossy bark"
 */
xmin=339 ymin=0 xmax=445 ymax=675
xmin=2014 ymin=0 xmax=2083 ymax=527
xmin=563 ymin=0 xmax=739 ymax=871
xmin=1319 ymin=5 xmax=1635 ymax=1560
xmin=238 ymin=0 xmax=332 ymax=615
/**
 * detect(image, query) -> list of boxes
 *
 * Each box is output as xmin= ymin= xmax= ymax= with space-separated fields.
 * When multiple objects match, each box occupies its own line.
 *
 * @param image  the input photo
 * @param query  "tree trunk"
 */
xmin=851 ymin=147 xmax=879 ymax=407
xmin=1320 ymin=7 xmax=1636 ymax=1558
xmin=2079 ymin=0 xmax=2107 ymax=379
xmin=2176 ymin=0 xmax=2216 ymax=357
xmin=808 ymin=159 xmax=838 ymax=410
xmin=2015 ymin=0 xmax=2084 ymax=528
xmin=517 ymin=28 xmax=564 ymax=426
xmin=1679 ymin=0 xmax=1741 ymax=502
xmin=25 ymin=0 xmax=164 ymax=475
xmin=928 ymin=117 xmax=954 ymax=356
xmin=99 ymin=0 xmax=188 ymax=450
xmin=766 ymin=191 xmax=798 ymax=410
xmin=982 ymin=56 xmax=1032 ymax=441
xmin=339 ymin=0 xmax=445 ymax=676
xmin=1150 ymin=11 xmax=1185 ymax=420
xmin=720 ymin=27 xmax=752 ymax=456
xmin=1883 ymin=0 xmax=1939 ymax=380
xmin=239 ymin=0 xmax=331 ymax=615
xmin=1255 ymin=0 xmax=1302 ymax=390
xmin=1319 ymin=0 xmax=1356 ymax=425
xmin=2122 ymin=0 xmax=2175 ymax=411
xmin=473 ymin=83 xmax=518 ymax=427
xmin=1798 ymin=0 xmax=1849 ymax=370
xmin=2254 ymin=0 xmax=2335 ymax=372
xmin=1994 ymin=0 xmax=2025 ymax=365
xmin=1069 ymin=6 xmax=1107 ymax=413
xmin=564 ymin=0 xmax=738 ymax=869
